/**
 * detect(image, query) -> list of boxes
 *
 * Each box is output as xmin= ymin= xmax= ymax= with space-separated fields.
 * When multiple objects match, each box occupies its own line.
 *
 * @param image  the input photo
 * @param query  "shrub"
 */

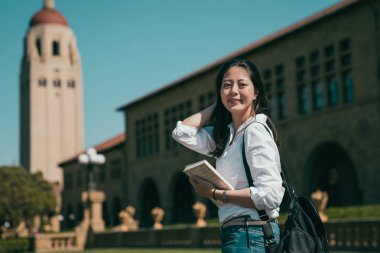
xmin=0 ymin=238 xmax=33 ymax=253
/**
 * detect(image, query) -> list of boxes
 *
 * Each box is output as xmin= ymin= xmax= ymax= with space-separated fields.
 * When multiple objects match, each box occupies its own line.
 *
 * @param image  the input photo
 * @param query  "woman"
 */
xmin=172 ymin=58 xmax=284 ymax=252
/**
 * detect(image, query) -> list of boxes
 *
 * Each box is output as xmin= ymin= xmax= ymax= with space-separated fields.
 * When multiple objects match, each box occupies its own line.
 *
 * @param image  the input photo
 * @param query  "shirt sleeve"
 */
xmin=172 ymin=121 xmax=216 ymax=157
xmin=244 ymin=123 xmax=285 ymax=211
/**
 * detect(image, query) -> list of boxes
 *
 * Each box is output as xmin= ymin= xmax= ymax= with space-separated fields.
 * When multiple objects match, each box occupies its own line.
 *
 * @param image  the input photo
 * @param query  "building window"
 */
xmin=275 ymin=65 xmax=284 ymax=76
xmin=38 ymin=78 xmax=47 ymax=87
xmin=53 ymin=79 xmax=61 ymax=88
xmin=68 ymin=43 xmax=74 ymax=65
xmin=199 ymin=91 xmax=214 ymax=110
xmin=340 ymin=54 xmax=351 ymax=68
xmin=164 ymin=100 xmax=192 ymax=151
xmin=264 ymin=64 xmax=285 ymax=121
xmin=296 ymin=56 xmax=305 ymax=69
xmin=263 ymin=69 xmax=272 ymax=80
xmin=342 ymin=71 xmax=354 ymax=103
xmin=311 ymin=65 xmax=320 ymax=78
xmin=325 ymin=60 xmax=335 ymax=72
xmin=277 ymin=92 xmax=285 ymax=120
xmin=297 ymin=85 xmax=309 ymax=114
xmin=312 ymin=80 xmax=324 ymax=111
xmin=36 ymin=38 xmax=42 ymax=56
xmin=327 ymin=76 xmax=339 ymax=107
xmin=339 ymin=38 xmax=351 ymax=52
xmin=136 ymin=113 xmax=159 ymax=158
xmin=265 ymin=83 xmax=272 ymax=93
xmin=268 ymin=95 xmax=276 ymax=120
xmin=296 ymin=71 xmax=306 ymax=82
xmin=110 ymin=159 xmax=122 ymax=179
xmin=68 ymin=79 xmax=76 ymax=88
xmin=310 ymin=50 xmax=320 ymax=64
xmin=53 ymin=41 xmax=60 ymax=56
xmin=324 ymin=45 xmax=335 ymax=58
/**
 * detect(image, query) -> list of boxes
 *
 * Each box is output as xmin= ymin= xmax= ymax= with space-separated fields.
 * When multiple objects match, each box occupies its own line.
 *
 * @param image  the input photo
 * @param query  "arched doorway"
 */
xmin=139 ymin=178 xmax=161 ymax=227
xmin=172 ymin=173 xmax=196 ymax=223
xmin=307 ymin=142 xmax=362 ymax=206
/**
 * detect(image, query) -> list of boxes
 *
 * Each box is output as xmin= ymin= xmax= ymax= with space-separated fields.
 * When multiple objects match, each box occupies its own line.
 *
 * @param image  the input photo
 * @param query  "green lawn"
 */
xmin=61 ymin=249 xmax=219 ymax=253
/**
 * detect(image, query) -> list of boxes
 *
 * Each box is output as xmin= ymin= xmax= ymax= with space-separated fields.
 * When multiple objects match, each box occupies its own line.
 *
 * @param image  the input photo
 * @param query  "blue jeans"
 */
xmin=220 ymin=222 xmax=280 ymax=253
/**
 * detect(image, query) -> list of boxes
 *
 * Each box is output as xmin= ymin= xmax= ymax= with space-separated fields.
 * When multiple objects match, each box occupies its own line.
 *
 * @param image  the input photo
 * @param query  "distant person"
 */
xmin=172 ymin=58 xmax=284 ymax=252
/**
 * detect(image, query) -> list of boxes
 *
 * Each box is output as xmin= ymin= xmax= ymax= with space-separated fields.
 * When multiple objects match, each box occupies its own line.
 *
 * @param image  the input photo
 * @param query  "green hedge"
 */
xmin=277 ymin=204 xmax=380 ymax=223
xmin=0 ymin=238 xmax=33 ymax=253
xmin=324 ymin=204 xmax=380 ymax=219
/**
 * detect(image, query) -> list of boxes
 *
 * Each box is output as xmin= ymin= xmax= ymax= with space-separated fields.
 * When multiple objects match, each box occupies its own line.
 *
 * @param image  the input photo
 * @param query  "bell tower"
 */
xmin=20 ymin=0 xmax=84 ymax=186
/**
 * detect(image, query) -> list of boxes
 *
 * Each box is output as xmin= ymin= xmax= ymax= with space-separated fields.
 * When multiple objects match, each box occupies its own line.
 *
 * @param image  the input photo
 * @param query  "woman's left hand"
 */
xmin=189 ymin=175 xmax=215 ymax=199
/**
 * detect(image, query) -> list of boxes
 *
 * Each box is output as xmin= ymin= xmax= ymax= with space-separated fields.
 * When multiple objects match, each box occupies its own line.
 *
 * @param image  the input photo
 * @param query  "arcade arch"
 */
xmin=139 ymin=178 xmax=161 ymax=227
xmin=171 ymin=173 xmax=196 ymax=223
xmin=306 ymin=142 xmax=362 ymax=206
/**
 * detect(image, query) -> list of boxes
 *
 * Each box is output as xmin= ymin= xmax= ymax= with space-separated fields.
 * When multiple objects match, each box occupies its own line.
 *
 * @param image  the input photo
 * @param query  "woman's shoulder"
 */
xmin=245 ymin=115 xmax=273 ymax=138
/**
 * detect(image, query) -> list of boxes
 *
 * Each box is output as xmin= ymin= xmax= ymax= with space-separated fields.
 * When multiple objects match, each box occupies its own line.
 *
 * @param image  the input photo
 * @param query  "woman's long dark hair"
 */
xmin=210 ymin=58 xmax=279 ymax=157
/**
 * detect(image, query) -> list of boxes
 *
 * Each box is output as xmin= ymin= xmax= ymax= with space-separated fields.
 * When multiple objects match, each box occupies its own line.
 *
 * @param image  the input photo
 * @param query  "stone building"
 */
xmin=20 ymin=0 xmax=84 ymax=187
xmin=59 ymin=133 xmax=125 ymax=229
xmin=117 ymin=0 xmax=380 ymax=225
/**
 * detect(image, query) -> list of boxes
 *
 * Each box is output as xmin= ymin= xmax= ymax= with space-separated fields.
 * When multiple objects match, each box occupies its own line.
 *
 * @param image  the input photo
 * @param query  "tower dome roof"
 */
xmin=30 ymin=6 xmax=68 ymax=27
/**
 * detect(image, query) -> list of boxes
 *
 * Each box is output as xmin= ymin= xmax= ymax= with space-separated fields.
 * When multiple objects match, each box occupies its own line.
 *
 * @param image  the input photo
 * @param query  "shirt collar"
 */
xmin=228 ymin=113 xmax=268 ymax=134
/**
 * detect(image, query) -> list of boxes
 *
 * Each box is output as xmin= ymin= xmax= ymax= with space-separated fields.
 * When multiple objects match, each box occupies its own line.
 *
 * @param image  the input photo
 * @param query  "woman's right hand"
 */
xmin=182 ymin=103 xmax=215 ymax=128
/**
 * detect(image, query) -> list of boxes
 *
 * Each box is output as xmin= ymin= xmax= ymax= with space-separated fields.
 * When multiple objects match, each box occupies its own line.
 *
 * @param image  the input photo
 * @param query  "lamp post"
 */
xmin=78 ymin=148 xmax=105 ymax=191
xmin=78 ymin=148 xmax=106 ymax=231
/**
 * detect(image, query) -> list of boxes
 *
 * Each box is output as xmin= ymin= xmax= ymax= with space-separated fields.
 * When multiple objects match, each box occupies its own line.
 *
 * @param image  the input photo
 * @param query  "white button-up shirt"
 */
xmin=172 ymin=114 xmax=285 ymax=224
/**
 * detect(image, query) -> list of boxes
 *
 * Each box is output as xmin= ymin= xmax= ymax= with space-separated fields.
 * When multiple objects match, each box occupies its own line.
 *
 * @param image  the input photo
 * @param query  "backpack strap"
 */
xmin=242 ymin=121 xmax=275 ymax=244
xmin=243 ymin=121 xmax=296 ymax=201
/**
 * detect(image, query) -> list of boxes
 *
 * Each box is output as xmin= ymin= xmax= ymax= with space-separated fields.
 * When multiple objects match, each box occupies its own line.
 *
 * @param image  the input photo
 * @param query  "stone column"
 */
xmin=82 ymin=191 xmax=105 ymax=232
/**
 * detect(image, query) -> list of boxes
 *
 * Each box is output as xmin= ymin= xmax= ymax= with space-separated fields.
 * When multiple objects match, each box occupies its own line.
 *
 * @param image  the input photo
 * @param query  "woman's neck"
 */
xmin=231 ymin=109 xmax=255 ymax=134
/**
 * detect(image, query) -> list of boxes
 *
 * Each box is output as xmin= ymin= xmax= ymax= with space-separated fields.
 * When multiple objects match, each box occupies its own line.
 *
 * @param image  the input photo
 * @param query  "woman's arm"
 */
xmin=182 ymin=103 xmax=215 ymax=128
xmin=190 ymin=176 xmax=256 ymax=209
xmin=172 ymin=104 xmax=216 ymax=156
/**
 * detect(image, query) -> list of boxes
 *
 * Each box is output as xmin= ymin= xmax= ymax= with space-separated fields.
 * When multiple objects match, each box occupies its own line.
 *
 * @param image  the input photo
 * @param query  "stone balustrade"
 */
xmin=34 ymin=231 xmax=86 ymax=253
xmin=88 ymin=219 xmax=380 ymax=251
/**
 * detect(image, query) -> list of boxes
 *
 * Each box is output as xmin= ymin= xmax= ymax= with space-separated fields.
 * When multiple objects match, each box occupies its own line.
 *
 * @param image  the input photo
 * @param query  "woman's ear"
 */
xmin=253 ymin=91 xmax=258 ymax=101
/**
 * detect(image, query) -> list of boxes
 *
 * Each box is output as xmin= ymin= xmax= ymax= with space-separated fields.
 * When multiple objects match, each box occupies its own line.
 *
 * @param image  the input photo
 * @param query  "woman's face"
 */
xmin=220 ymin=66 xmax=257 ymax=116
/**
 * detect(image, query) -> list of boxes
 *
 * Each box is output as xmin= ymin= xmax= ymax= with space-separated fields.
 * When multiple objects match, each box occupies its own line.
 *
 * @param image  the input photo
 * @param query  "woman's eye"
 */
xmin=239 ymin=83 xmax=247 ymax=87
xmin=223 ymin=83 xmax=232 ymax=88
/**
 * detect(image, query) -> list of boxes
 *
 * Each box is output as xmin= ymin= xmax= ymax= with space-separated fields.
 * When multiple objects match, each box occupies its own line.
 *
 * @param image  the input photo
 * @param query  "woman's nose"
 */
xmin=230 ymin=83 xmax=238 ymax=94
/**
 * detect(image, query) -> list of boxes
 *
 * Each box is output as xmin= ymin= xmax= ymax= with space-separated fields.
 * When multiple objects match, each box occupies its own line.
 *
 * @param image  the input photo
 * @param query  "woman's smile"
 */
xmin=228 ymin=98 xmax=242 ymax=104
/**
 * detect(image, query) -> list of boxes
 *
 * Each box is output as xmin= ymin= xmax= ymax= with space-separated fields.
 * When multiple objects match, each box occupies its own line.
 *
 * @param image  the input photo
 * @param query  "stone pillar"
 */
xmin=81 ymin=191 xmax=105 ymax=232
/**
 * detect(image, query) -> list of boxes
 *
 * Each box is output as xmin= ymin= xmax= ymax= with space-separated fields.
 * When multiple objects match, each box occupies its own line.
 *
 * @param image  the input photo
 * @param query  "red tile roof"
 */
xmin=117 ymin=0 xmax=360 ymax=111
xmin=59 ymin=133 xmax=126 ymax=167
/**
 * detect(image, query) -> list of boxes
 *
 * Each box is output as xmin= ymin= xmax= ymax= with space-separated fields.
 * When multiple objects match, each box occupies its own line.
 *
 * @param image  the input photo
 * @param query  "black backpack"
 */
xmin=275 ymin=192 xmax=331 ymax=253
xmin=242 ymin=121 xmax=331 ymax=253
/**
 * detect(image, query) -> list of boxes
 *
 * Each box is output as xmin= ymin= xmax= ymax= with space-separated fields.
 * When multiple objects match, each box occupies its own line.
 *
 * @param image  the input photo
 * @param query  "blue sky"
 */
xmin=0 ymin=0 xmax=340 ymax=165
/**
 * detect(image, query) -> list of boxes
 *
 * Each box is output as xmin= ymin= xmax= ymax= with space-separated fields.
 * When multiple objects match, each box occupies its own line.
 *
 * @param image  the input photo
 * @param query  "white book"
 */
xmin=183 ymin=160 xmax=234 ymax=207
